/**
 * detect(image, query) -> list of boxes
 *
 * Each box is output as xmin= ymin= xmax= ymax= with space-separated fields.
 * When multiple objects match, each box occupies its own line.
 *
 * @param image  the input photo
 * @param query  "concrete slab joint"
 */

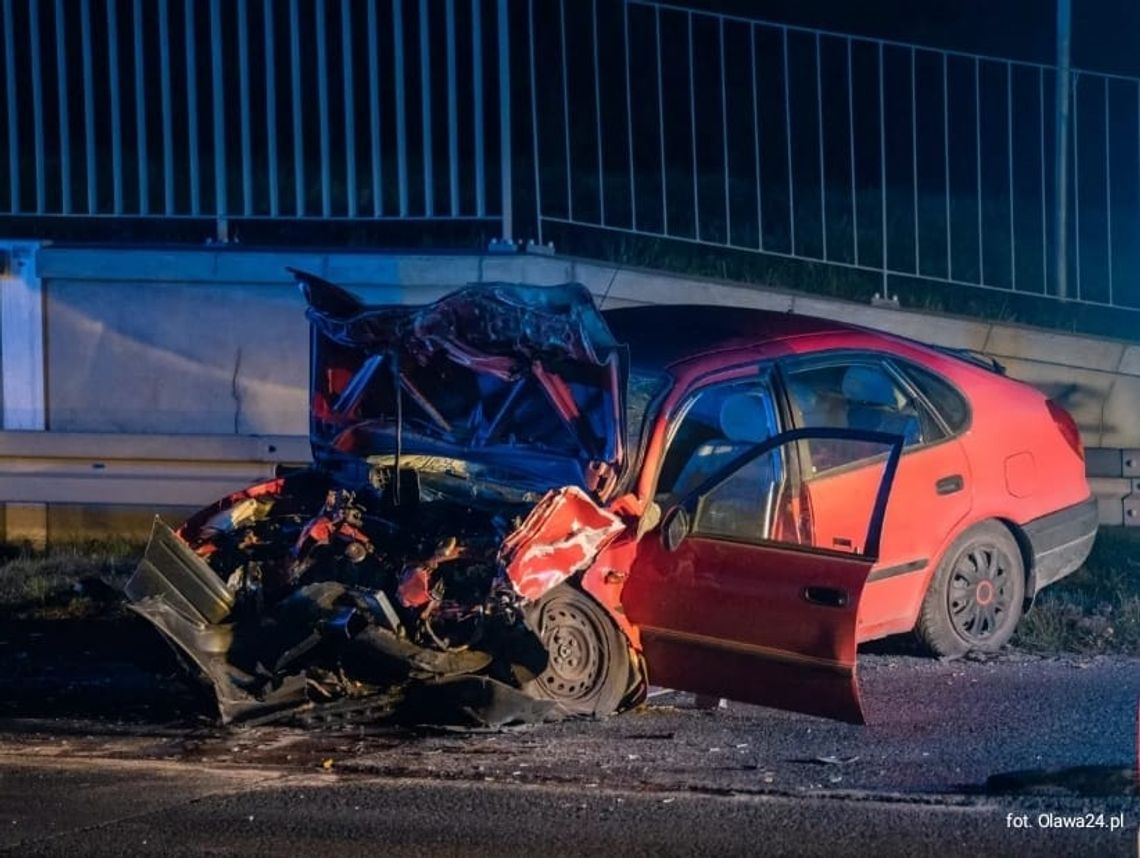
xmin=0 ymin=240 xmax=47 ymax=544
xmin=0 ymin=241 xmax=46 ymax=432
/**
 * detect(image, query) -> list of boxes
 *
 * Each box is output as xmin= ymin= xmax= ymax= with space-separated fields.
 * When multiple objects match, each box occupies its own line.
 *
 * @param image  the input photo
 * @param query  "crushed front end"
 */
xmin=124 ymin=274 xmax=643 ymax=727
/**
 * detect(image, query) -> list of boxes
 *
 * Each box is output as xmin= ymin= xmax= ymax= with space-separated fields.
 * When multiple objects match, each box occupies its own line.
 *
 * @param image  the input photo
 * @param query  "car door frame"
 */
xmin=624 ymin=424 xmax=904 ymax=723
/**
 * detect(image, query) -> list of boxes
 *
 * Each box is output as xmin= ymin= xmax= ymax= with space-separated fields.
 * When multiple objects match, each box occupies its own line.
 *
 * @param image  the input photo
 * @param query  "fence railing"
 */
xmin=2 ymin=0 xmax=1139 ymax=312
xmin=527 ymin=0 xmax=1140 ymax=312
xmin=1 ymin=0 xmax=508 ymax=229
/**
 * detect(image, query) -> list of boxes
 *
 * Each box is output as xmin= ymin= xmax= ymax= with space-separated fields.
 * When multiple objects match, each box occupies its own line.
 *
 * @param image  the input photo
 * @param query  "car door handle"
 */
xmin=802 ymin=586 xmax=849 ymax=609
xmin=935 ymin=474 xmax=964 ymax=495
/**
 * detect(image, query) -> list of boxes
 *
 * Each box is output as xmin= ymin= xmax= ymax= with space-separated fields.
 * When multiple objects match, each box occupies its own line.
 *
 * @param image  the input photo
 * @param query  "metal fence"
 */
xmin=2 ymin=0 xmax=1139 ymax=311
xmin=1 ymin=0 xmax=509 ymax=227
xmin=529 ymin=0 xmax=1140 ymax=312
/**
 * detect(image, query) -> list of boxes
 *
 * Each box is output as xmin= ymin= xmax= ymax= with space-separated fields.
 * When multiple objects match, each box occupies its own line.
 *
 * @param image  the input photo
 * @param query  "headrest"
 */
xmin=718 ymin=393 xmax=772 ymax=444
xmin=841 ymin=366 xmax=896 ymax=407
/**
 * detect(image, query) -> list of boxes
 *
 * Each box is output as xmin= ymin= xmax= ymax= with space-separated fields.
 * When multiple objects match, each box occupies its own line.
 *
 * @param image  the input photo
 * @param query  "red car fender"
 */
xmin=579 ymin=535 xmax=643 ymax=651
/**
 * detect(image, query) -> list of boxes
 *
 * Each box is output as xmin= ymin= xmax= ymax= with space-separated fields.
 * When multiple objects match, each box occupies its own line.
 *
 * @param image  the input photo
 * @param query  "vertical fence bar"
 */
xmin=721 ymin=19 xmax=730 ymax=242
xmin=1054 ymin=0 xmax=1072 ymax=299
xmin=593 ymin=0 xmax=605 ymax=225
xmin=1073 ymin=74 xmax=1081 ymax=299
xmin=316 ymin=0 xmax=330 ymax=217
xmin=753 ymin=25 xmax=764 ymax=250
xmin=186 ymin=0 xmax=201 ymax=214
xmin=943 ymin=52 xmax=951 ymax=280
xmin=2 ymin=0 xmax=16 ymax=212
xmin=816 ymin=33 xmax=827 ymax=259
xmin=688 ymin=12 xmax=699 ymax=240
xmin=878 ymin=42 xmax=887 ymax=291
xmin=159 ymin=0 xmax=173 ymax=213
xmin=623 ymin=0 xmax=635 ymax=230
xmin=560 ymin=0 xmax=572 ymax=220
xmin=1104 ymin=76 xmax=1112 ymax=304
xmin=367 ymin=0 xmax=381 ymax=217
xmin=54 ymin=0 xmax=70 ymax=213
xmin=528 ymin=0 xmax=542 ymax=242
xmin=1008 ymin=62 xmax=1016 ymax=289
xmin=132 ymin=0 xmax=148 ymax=214
xmin=264 ymin=0 xmax=279 ymax=216
xmin=497 ymin=0 xmax=511 ymax=239
xmin=289 ymin=0 xmax=304 ymax=215
xmin=238 ymin=0 xmax=252 ymax=216
xmin=656 ymin=6 xmax=666 ymax=234
xmin=210 ymin=0 xmax=226 ymax=220
xmin=394 ymin=0 xmax=409 ymax=217
xmin=343 ymin=0 xmax=357 ymax=218
xmin=847 ymin=37 xmax=856 ymax=265
xmin=445 ymin=0 xmax=457 ymax=216
xmin=418 ymin=0 xmax=432 ymax=216
xmin=108 ymin=0 xmax=123 ymax=213
xmin=783 ymin=27 xmax=795 ymax=254
xmin=80 ymin=0 xmax=95 ymax=212
xmin=974 ymin=56 xmax=983 ymax=285
xmin=911 ymin=47 xmax=918 ymax=274
xmin=472 ymin=0 xmax=484 ymax=217
xmin=1040 ymin=68 xmax=1047 ymax=293
xmin=29 ymin=0 xmax=44 ymax=212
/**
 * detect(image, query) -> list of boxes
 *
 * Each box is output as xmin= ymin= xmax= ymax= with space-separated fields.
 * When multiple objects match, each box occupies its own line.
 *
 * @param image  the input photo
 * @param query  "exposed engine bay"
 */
xmin=125 ymin=273 xmax=646 ymax=727
xmin=126 ymin=459 xmax=637 ymax=727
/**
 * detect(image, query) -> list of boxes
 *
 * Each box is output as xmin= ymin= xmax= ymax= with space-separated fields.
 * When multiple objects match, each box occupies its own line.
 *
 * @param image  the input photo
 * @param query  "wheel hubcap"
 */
xmin=537 ymin=600 xmax=604 ymax=701
xmin=947 ymin=544 xmax=1014 ymax=643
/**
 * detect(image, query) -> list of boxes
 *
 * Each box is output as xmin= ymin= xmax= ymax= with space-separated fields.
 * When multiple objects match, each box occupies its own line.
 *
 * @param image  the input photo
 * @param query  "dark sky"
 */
xmin=696 ymin=0 xmax=1138 ymax=75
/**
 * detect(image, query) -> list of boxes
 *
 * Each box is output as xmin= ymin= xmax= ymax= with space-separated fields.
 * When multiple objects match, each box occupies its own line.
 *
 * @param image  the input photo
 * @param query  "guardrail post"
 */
xmin=0 ymin=240 xmax=47 ymax=544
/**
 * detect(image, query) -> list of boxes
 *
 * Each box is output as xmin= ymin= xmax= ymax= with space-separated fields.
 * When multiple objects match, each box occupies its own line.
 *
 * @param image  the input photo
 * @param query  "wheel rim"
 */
xmin=534 ymin=597 xmax=606 ymax=702
xmin=946 ymin=543 xmax=1016 ymax=643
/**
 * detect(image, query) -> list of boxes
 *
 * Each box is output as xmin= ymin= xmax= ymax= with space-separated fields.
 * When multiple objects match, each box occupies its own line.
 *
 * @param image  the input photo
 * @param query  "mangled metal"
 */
xmin=125 ymin=273 xmax=640 ymax=727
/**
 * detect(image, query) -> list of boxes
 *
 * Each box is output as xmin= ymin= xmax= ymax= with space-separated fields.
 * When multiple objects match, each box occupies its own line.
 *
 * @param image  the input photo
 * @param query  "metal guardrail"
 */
xmin=0 ymin=431 xmax=310 ymax=506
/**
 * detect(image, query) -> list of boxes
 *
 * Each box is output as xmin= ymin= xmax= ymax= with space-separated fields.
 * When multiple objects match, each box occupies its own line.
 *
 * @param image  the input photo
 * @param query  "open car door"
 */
xmin=622 ymin=428 xmax=903 ymax=723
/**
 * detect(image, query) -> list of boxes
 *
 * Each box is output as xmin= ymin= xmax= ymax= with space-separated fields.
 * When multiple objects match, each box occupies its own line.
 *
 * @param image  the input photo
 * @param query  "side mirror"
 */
xmin=661 ymin=506 xmax=691 ymax=553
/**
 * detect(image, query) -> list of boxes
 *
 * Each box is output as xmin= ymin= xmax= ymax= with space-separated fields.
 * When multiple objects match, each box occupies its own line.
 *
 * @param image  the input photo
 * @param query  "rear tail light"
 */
xmin=1046 ymin=399 xmax=1084 ymax=461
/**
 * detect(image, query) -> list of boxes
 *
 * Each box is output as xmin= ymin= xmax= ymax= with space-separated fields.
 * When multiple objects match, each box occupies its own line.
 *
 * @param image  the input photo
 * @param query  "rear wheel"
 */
xmin=520 ymin=584 xmax=633 ymax=717
xmin=916 ymin=521 xmax=1025 ymax=657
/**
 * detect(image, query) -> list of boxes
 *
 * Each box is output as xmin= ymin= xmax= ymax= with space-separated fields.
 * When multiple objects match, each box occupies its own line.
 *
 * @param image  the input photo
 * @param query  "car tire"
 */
xmin=520 ymin=583 xmax=633 ymax=717
xmin=916 ymin=521 xmax=1026 ymax=658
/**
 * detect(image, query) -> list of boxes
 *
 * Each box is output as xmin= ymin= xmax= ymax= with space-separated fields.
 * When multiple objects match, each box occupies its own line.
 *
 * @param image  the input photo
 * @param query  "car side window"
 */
xmin=784 ymin=358 xmax=943 ymax=475
xmin=896 ymin=361 xmax=970 ymax=433
xmin=655 ymin=374 xmax=781 ymax=542
xmin=657 ymin=374 xmax=780 ymax=499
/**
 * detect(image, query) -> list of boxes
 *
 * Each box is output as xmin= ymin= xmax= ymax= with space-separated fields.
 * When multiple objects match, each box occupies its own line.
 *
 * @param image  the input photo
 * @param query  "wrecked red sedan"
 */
xmin=126 ymin=271 xmax=1093 ymax=727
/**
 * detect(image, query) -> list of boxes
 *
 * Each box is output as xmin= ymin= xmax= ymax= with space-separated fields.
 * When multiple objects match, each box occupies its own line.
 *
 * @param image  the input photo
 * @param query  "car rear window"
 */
xmin=898 ymin=362 xmax=970 ymax=433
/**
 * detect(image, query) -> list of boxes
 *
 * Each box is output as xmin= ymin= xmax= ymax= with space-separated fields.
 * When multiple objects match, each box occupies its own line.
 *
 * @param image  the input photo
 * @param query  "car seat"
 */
xmin=840 ymin=365 xmax=919 ymax=444
xmin=669 ymin=392 xmax=774 ymax=499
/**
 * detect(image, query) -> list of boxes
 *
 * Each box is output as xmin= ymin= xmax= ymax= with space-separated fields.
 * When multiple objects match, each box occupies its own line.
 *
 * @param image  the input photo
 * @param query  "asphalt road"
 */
xmin=0 ymin=759 xmax=1134 ymax=857
xmin=0 ymin=651 xmax=1136 ymax=856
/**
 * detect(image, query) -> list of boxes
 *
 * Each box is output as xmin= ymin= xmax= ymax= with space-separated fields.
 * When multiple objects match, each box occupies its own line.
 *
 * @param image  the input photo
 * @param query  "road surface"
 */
xmin=0 ymin=647 xmax=1135 ymax=856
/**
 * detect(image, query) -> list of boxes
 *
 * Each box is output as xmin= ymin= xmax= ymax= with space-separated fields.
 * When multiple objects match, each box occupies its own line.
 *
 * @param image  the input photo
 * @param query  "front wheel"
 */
xmin=916 ymin=521 xmax=1025 ymax=657
xmin=520 ymin=584 xmax=634 ymax=717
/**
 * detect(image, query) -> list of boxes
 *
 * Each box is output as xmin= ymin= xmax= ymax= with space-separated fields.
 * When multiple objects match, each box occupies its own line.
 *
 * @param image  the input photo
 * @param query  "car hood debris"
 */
xmin=125 ymin=273 xmax=641 ymax=728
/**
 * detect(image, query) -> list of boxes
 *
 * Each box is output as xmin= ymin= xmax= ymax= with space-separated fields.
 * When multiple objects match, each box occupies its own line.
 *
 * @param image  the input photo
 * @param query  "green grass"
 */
xmin=0 ymin=539 xmax=143 ymax=620
xmin=1013 ymin=528 xmax=1140 ymax=655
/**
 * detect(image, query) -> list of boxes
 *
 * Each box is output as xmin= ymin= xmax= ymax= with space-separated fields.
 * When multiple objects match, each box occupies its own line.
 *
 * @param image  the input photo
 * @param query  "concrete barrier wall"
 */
xmin=33 ymin=246 xmax=1140 ymax=455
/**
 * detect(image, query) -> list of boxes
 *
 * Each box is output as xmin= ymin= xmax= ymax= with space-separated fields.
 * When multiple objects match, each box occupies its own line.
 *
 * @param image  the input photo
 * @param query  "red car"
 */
xmin=126 ymin=274 xmax=1096 ymax=725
